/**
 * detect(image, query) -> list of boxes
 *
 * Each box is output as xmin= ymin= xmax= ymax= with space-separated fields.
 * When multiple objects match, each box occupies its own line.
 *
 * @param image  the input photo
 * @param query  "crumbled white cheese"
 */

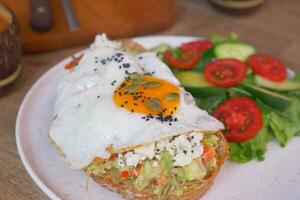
xmin=173 ymin=151 xmax=193 ymax=166
xmin=116 ymin=131 xmax=204 ymax=168
xmin=134 ymin=143 xmax=155 ymax=160
xmin=153 ymin=161 xmax=159 ymax=168
xmin=124 ymin=151 xmax=141 ymax=167
xmin=154 ymin=155 xmax=161 ymax=160
xmin=164 ymin=132 xmax=204 ymax=166
xmin=116 ymin=154 xmax=126 ymax=168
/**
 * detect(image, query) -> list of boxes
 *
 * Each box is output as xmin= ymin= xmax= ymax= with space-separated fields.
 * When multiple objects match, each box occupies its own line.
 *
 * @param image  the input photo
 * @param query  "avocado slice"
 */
xmin=255 ymin=75 xmax=300 ymax=91
xmin=240 ymin=83 xmax=291 ymax=111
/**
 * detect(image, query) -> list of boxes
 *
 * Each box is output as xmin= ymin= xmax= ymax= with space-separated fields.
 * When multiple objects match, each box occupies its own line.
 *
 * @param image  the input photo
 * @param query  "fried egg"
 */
xmin=49 ymin=34 xmax=224 ymax=169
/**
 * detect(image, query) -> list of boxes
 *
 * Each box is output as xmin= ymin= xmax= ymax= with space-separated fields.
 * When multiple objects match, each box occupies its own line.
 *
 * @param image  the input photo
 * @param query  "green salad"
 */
xmin=150 ymin=33 xmax=300 ymax=163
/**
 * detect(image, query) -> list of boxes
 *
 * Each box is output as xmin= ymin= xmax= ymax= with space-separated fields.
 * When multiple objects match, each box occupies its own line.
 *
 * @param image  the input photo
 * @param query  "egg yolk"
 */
xmin=113 ymin=76 xmax=180 ymax=117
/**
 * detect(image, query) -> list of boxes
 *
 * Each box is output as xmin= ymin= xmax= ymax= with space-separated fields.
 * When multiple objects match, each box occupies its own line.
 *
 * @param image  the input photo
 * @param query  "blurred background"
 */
xmin=0 ymin=0 xmax=299 ymax=199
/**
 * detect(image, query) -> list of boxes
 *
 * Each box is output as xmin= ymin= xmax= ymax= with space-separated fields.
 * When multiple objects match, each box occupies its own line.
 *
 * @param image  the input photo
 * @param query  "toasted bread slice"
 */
xmin=90 ymin=132 xmax=228 ymax=200
xmin=119 ymin=39 xmax=147 ymax=55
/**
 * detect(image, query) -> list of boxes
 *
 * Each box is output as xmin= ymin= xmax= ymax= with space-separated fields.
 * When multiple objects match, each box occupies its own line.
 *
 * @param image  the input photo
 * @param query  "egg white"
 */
xmin=49 ymin=34 xmax=224 ymax=169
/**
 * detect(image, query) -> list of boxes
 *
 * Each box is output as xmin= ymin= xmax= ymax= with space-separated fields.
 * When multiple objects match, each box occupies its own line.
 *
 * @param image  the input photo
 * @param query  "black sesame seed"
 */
xmin=53 ymin=115 xmax=58 ymax=120
xmin=183 ymin=150 xmax=187 ymax=154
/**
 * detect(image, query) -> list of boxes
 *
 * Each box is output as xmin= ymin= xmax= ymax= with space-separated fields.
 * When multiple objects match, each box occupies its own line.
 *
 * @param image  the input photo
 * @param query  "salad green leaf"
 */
xmin=193 ymin=48 xmax=215 ymax=72
xmin=195 ymin=95 xmax=228 ymax=114
xmin=292 ymin=72 xmax=300 ymax=81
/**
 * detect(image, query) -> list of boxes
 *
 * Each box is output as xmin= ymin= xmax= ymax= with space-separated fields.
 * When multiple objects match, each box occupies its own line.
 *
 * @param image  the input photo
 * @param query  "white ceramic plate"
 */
xmin=16 ymin=36 xmax=300 ymax=200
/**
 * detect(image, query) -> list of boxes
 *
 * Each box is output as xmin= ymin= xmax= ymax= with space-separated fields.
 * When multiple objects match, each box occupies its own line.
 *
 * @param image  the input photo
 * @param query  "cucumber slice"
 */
xmin=228 ymin=87 xmax=252 ymax=98
xmin=175 ymin=71 xmax=211 ymax=88
xmin=215 ymin=42 xmax=256 ymax=61
xmin=175 ymin=71 xmax=227 ymax=97
xmin=255 ymin=75 xmax=300 ymax=91
xmin=240 ymin=84 xmax=290 ymax=111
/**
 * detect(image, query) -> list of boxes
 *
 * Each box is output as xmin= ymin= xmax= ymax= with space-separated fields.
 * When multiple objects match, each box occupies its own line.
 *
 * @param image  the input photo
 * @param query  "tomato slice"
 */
xmin=181 ymin=40 xmax=213 ymax=53
xmin=213 ymin=97 xmax=263 ymax=142
xmin=164 ymin=48 xmax=200 ymax=69
xmin=204 ymin=58 xmax=247 ymax=87
xmin=201 ymin=144 xmax=216 ymax=165
xmin=120 ymin=170 xmax=130 ymax=180
xmin=65 ymin=54 xmax=84 ymax=70
xmin=247 ymin=53 xmax=287 ymax=82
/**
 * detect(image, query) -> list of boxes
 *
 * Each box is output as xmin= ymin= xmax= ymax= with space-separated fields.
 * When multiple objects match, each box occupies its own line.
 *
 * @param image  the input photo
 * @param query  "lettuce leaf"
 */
xmin=193 ymin=48 xmax=215 ymax=72
xmin=195 ymin=95 xmax=228 ymax=114
xmin=229 ymin=113 xmax=272 ymax=163
xmin=269 ymin=97 xmax=300 ymax=146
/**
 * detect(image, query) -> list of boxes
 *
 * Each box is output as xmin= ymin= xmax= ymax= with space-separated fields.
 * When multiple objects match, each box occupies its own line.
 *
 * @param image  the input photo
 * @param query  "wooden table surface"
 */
xmin=1 ymin=0 xmax=299 ymax=199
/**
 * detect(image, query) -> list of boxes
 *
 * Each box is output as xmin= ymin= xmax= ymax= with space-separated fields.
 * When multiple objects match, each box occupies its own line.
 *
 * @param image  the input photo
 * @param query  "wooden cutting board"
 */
xmin=2 ymin=0 xmax=176 ymax=54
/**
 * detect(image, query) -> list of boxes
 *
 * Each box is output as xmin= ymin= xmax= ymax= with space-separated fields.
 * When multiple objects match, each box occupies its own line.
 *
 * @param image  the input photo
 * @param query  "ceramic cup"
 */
xmin=0 ymin=3 xmax=21 ymax=88
xmin=209 ymin=0 xmax=266 ymax=12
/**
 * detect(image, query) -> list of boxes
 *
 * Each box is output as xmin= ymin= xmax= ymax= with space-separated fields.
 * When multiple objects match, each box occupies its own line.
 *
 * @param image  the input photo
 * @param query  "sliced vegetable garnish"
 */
xmin=201 ymin=144 xmax=216 ymax=165
xmin=120 ymin=170 xmax=130 ymax=180
xmin=204 ymin=58 xmax=247 ymax=87
xmin=164 ymin=48 xmax=200 ymax=69
xmin=247 ymin=53 xmax=287 ymax=82
xmin=213 ymin=97 xmax=263 ymax=142
xmin=214 ymin=42 xmax=256 ymax=61
xmin=65 ymin=54 xmax=83 ymax=70
xmin=180 ymin=40 xmax=213 ymax=53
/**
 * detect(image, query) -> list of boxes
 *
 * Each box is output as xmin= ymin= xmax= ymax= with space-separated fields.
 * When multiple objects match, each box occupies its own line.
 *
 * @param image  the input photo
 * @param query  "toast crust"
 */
xmin=119 ymin=39 xmax=147 ymax=55
xmin=91 ymin=132 xmax=228 ymax=200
